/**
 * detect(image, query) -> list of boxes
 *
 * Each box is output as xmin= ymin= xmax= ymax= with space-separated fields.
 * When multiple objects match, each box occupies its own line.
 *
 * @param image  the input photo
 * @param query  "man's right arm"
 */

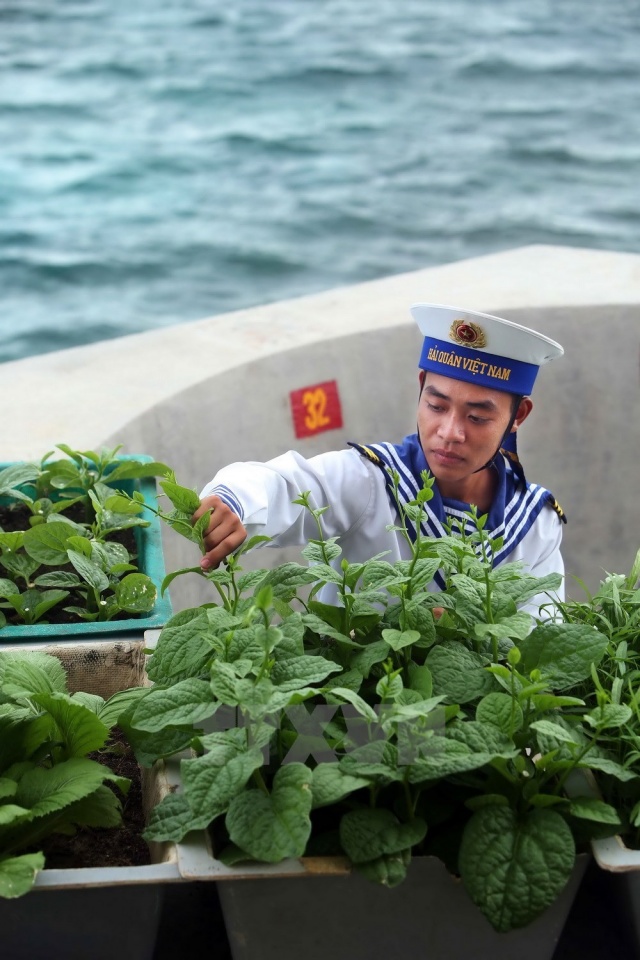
xmin=193 ymin=449 xmax=376 ymax=571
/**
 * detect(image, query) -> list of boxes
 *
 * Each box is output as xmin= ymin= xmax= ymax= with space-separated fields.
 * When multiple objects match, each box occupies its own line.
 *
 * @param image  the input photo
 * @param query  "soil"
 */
xmin=39 ymin=728 xmax=152 ymax=869
xmin=0 ymin=500 xmax=143 ymax=627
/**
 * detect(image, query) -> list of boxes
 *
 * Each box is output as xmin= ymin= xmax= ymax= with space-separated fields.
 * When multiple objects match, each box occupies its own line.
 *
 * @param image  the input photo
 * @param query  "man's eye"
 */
xmin=469 ymin=415 xmax=489 ymax=424
xmin=427 ymin=403 xmax=443 ymax=412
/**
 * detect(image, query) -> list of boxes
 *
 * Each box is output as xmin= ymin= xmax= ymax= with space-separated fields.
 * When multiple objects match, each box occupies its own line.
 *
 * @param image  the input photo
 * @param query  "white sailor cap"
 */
xmin=411 ymin=302 xmax=564 ymax=395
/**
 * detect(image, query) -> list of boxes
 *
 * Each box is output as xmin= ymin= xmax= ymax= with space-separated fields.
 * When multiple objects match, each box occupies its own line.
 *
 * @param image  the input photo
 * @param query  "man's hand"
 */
xmin=192 ymin=496 xmax=247 ymax=570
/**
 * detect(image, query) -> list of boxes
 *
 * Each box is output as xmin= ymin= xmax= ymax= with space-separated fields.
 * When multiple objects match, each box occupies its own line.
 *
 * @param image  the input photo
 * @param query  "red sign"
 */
xmin=289 ymin=380 xmax=343 ymax=439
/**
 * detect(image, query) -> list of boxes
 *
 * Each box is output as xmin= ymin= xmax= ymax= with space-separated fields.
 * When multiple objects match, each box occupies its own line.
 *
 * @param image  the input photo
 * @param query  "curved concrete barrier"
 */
xmin=2 ymin=244 xmax=639 ymax=608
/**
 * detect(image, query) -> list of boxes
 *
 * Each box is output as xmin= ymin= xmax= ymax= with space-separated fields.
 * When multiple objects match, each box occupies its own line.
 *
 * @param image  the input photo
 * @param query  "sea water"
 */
xmin=1 ymin=0 xmax=639 ymax=363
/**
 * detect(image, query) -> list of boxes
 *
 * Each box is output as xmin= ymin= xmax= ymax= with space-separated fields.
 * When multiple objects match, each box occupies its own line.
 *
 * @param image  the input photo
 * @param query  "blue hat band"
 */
xmin=419 ymin=337 xmax=539 ymax=395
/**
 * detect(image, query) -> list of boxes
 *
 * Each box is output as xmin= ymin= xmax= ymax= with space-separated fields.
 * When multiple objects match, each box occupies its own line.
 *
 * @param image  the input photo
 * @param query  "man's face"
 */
xmin=417 ymin=372 xmax=525 ymax=495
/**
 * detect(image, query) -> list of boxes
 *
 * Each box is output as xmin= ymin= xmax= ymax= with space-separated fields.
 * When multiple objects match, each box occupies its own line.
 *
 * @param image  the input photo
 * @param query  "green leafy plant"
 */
xmin=0 ymin=649 xmax=148 ymax=898
xmin=0 ymin=446 xmax=168 ymax=630
xmin=122 ymin=473 xmax=629 ymax=933
xmin=558 ymin=549 xmax=640 ymax=846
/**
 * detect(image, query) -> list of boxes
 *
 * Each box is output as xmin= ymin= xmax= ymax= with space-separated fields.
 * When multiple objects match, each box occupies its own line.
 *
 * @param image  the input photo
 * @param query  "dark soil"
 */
xmin=39 ymin=728 xmax=151 ymax=869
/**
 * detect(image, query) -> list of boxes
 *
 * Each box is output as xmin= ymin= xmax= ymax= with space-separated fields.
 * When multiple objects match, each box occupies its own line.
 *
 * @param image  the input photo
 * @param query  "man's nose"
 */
xmin=438 ymin=413 xmax=465 ymax=442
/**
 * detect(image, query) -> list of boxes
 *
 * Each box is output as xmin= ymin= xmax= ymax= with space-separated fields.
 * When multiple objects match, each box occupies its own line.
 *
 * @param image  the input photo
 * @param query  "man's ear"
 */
xmin=511 ymin=396 xmax=533 ymax=431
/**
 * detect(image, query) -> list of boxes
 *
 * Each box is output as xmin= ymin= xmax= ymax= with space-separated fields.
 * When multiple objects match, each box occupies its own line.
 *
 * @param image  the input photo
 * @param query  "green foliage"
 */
xmin=558 ymin=549 xmax=640 ymax=845
xmin=125 ymin=472 xmax=627 ymax=933
xmin=0 ymin=446 xmax=167 ymax=629
xmin=0 ymin=649 xmax=148 ymax=898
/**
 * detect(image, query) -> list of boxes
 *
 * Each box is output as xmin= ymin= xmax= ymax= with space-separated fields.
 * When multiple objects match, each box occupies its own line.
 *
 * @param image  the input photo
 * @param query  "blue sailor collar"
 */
xmin=349 ymin=433 xmax=565 ymax=574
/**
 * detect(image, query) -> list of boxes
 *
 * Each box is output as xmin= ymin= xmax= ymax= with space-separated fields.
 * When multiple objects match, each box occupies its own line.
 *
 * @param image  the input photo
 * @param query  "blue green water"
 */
xmin=1 ymin=0 xmax=639 ymax=363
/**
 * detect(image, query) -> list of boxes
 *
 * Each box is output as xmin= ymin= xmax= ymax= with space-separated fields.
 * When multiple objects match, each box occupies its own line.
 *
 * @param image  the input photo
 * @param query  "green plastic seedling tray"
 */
xmin=0 ymin=455 xmax=172 ymax=642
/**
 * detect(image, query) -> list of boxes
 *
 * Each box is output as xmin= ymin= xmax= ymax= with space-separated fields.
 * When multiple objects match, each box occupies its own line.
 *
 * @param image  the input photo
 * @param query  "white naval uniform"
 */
xmin=201 ymin=441 xmax=565 ymax=618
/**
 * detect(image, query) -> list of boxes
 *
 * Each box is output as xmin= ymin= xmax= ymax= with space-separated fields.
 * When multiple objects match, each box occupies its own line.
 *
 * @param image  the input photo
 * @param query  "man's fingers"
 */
xmin=201 ymin=528 xmax=247 ymax=570
xmin=192 ymin=496 xmax=247 ymax=569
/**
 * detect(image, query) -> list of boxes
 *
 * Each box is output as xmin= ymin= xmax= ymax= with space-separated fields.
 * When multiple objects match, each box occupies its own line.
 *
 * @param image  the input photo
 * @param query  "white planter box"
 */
xmin=176 ymin=828 xmax=588 ymax=960
xmin=0 ymin=638 xmax=182 ymax=960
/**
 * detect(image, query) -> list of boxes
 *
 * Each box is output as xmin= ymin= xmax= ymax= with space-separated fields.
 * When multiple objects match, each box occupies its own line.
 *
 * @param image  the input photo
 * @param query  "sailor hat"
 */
xmin=411 ymin=303 xmax=564 ymax=396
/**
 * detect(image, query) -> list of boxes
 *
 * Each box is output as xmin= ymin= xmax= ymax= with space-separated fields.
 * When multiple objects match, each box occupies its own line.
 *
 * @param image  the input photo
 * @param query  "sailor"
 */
xmin=194 ymin=303 xmax=566 ymax=615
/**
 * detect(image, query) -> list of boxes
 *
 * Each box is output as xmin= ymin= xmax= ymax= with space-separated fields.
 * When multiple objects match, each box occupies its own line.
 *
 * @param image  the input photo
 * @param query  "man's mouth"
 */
xmin=431 ymin=448 xmax=464 ymax=465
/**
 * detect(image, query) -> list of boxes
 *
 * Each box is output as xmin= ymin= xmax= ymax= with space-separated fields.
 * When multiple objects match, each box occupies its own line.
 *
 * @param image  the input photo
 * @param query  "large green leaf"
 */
xmin=22 ymin=521 xmax=77 ymax=566
xmin=226 ymin=763 xmax=313 ymax=862
xmin=0 ymin=651 xmax=68 ymax=697
xmin=14 ymin=757 xmax=126 ymax=819
xmin=518 ymin=623 xmax=609 ymax=688
xmin=146 ymin=607 xmax=216 ymax=682
xmin=181 ymin=747 xmax=264 ymax=829
xmin=270 ymin=655 xmax=341 ymax=692
xmin=459 ymin=804 xmax=575 ymax=931
xmin=33 ymin=692 xmax=110 ymax=758
xmin=130 ymin=678 xmax=214 ymax=732
xmin=426 ymin=641 xmax=494 ymax=703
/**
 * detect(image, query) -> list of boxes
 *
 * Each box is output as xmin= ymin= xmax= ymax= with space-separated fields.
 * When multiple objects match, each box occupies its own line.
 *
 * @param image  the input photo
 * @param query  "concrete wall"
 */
xmin=2 ymin=245 xmax=639 ymax=610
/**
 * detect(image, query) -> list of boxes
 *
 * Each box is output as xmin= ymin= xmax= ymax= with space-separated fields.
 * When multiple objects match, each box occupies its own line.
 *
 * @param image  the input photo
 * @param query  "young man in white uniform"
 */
xmin=194 ymin=304 xmax=566 ymax=615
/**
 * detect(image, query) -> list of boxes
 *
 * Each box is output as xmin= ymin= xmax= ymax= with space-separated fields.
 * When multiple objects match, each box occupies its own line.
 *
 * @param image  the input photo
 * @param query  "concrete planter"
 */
xmin=0 ymin=457 xmax=172 ymax=642
xmin=0 ymin=639 xmax=181 ymax=960
xmin=176 ymin=831 xmax=588 ymax=960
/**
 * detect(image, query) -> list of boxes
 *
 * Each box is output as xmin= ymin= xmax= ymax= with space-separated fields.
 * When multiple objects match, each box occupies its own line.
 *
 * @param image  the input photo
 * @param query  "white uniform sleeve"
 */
xmin=514 ymin=505 xmax=565 ymax=618
xmin=200 ymin=449 xmax=377 ymax=548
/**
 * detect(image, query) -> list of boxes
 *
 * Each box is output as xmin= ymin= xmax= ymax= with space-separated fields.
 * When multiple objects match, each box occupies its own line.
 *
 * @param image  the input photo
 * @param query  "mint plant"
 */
xmin=0 ymin=446 xmax=168 ymax=630
xmin=123 ymin=472 xmax=626 ymax=932
xmin=0 ymin=649 xmax=148 ymax=898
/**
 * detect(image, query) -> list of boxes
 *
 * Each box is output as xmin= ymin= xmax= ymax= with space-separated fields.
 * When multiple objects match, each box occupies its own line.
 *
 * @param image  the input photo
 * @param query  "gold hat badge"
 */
xmin=449 ymin=318 xmax=487 ymax=349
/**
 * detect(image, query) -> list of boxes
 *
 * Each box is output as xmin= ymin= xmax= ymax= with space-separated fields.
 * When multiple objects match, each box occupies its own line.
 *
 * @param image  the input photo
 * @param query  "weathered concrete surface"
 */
xmin=2 ymin=244 xmax=639 ymax=604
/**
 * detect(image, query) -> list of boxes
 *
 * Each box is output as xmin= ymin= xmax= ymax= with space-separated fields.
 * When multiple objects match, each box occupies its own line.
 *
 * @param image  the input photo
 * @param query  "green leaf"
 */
xmin=130 ymin=678 xmax=214 ymax=732
xmin=21 ymin=521 xmax=76 ymax=565
xmin=381 ymin=629 xmax=421 ymax=652
xmin=586 ymin=703 xmax=633 ymax=730
xmin=144 ymin=792 xmax=195 ymax=842
xmin=0 ymin=651 xmax=68 ymax=697
xmin=181 ymin=747 xmax=264 ymax=829
xmin=115 ymin=573 xmax=157 ymax=613
xmin=146 ymin=608 xmax=215 ymax=682
xmin=310 ymin=763 xmax=370 ymax=809
xmin=476 ymin=692 xmax=523 ymax=735
xmin=15 ymin=757 xmax=126 ymax=818
xmin=351 ymin=639 xmax=391 ymax=678
xmin=407 ymin=664 xmax=433 ymax=698
xmin=33 ymin=692 xmax=110 ymax=758
xmin=568 ymin=797 xmax=621 ymax=826
xmin=473 ymin=612 xmax=533 ymax=643
xmin=530 ymin=719 xmax=581 ymax=746
xmin=459 ymin=805 xmax=575 ymax=932
xmin=64 ymin=783 xmax=123 ymax=828
xmin=0 ymin=853 xmax=45 ymax=898
xmin=226 ymin=763 xmax=313 ymax=862
xmin=67 ymin=550 xmax=110 ymax=593
xmin=426 ymin=641 xmax=494 ymax=703
xmin=518 ymin=623 xmax=609 ymax=688
xmin=339 ymin=808 xmax=426 ymax=863
xmin=270 ymin=655 xmax=341 ymax=692
xmin=0 ymin=578 xmax=19 ymax=599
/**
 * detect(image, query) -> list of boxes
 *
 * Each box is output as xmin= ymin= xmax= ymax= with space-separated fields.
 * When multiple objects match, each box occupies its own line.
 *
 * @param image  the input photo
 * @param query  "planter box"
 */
xmin=592 ymin=834 xmax=640 ymax=951
xmin=0 ymin=457 xmax=172 ymax=642
xmin=0 ymin=638 xmax=181 ymax=960
xmin=176 ymin=831 xmax=588 ymax=960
